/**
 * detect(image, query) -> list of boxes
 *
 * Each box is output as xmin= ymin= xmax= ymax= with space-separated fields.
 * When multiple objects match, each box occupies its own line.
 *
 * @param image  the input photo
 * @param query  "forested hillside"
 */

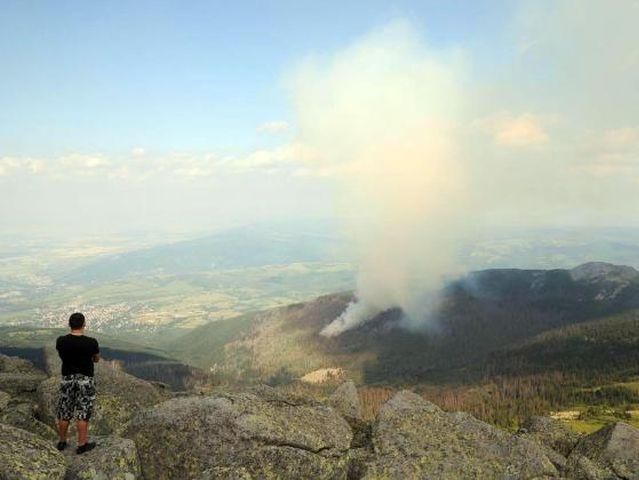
xmin=165 ymin=262 xmax=639 ymax=428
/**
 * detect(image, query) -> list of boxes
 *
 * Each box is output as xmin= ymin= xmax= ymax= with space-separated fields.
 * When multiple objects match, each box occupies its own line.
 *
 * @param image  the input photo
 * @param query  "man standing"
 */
xmin=55 ymin=312 xmax=100 ymax=454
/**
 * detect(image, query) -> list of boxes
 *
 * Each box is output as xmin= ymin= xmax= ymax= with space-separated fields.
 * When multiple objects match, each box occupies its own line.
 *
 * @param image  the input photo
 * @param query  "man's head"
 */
xmin=69 ymin=312 xmax=85 ymax=331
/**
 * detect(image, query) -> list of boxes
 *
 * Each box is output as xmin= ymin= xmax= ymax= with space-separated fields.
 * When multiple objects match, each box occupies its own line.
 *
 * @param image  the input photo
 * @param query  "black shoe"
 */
xmin=76 ymin=442 xmax=96 ymax=454
xmin=56 ymin=441 xmax=67 ymax=451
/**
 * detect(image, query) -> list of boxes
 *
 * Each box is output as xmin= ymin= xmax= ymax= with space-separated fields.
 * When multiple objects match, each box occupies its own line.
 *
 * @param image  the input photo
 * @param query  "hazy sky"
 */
xmin=1 ymin=1 xmax=637 ymax=236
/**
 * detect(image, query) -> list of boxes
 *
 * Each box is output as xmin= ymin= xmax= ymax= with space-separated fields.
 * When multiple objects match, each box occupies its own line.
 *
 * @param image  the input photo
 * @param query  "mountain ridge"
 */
xmin=165 ymin=261 xmax=639 ymax=384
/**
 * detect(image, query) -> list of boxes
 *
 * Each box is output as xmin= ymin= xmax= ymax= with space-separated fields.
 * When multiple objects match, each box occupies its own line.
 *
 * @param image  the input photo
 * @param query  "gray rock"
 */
xmin=0 ymin=422 xmax=66 ymax=480
xmin=38 ymin=361 xmax=167 ymax=436
xmin=517 ymin=434 xmax=568 ymax=472
xmin=197 ymin=467 xmax=253 ymax=480
xmin=123 ymin=386 xmax=352 ymax=480
xmin=569 ymin=422 xmax=639 ymax=479
xmin=518 ymin=415 xmax=580 ymax=457
xmin=329 ymin=381 xmax=362 ymax=422
xmin=61 ymin=435 xmax=141 ymax=480
xmin=0 ymin=354 xmax=47 ymax=400
xmin=0 ymin=390 xmax=10 ymax=410
xmin=0 ymin=353 xmax=44 ymax=375
xmin=0 ymin=401 xmax=57 ymax=440
xmin=364 ymin=390 xmax=558 ymax=479
xmin=564 ymin=453 xmax=617 ymax=480
xmin=43 ymin=346 xmax=63 ymax=376
xmin=0 ymin=372 xmax=47 ymax=397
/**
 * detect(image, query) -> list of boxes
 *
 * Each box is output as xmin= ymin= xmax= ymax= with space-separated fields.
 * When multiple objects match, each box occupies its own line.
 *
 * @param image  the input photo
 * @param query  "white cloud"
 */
xmin=172 ymin=165 xmax=215 ymax=177
xmin=25 ymin=159 xmax=46 ymax=174
xmin=58 ymin=154 xmax=110 ymax=171
xmin=256 ymin=120 xmax=290 ymax=134
xmin=578 ymin=127 xmax=639 ymax=177
xmin=131 ymin=147 xmax=146 ymax=157
xmin=107 ymin=166 xmax=130 ymax=180
xmin=476 ymin=112 xmax=549 ymax=147
xmin=227 ymin=142 xmax=314 ymax=173
xmin=0 ymin=156 xmax=47 ymax=176
xmin=0 ymin=157 xmax=21 ymax=176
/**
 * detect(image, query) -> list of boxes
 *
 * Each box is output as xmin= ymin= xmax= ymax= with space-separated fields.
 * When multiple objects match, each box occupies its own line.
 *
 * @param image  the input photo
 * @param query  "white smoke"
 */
xmin=284 ymin=3 xmax=639 ymax=336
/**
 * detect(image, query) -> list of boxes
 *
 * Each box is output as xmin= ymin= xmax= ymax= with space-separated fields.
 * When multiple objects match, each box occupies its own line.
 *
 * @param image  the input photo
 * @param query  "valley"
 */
xmin=2 ymin=223 xmax=639 ymax=433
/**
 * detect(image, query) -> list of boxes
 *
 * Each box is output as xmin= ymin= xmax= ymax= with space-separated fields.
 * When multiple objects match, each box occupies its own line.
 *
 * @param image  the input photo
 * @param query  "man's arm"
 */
xmin=92 ymin=339 xmax=100 ymax=363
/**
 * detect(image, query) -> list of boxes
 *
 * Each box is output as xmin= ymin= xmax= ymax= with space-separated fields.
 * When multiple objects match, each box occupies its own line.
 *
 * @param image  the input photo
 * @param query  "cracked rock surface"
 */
xmin=0 ymin=422 xmax=66 ymax=480
xmin=568 ymin=422 xmax=639 ymax=479
xmin=122 ymin=385 xmax=352 ymax=479
xmin=61 ymin=435 xmax=141 ymax=480
xmin=364 ymin=391 xmax=559 ymax=479
xmin=3 ymin=352 xmax=639 ymax=479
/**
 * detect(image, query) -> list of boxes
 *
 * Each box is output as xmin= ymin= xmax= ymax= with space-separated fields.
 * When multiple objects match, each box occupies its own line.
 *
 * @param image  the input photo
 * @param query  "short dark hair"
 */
xmin=69 ymin=312 xmax=85 ymax=330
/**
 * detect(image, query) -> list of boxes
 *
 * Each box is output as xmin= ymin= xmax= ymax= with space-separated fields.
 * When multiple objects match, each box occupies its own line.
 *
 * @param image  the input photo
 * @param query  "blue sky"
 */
xmin=1 ymin=1 xmax=637 ymax=236
xmin=1 ymin=0 xmax=514 ymax=156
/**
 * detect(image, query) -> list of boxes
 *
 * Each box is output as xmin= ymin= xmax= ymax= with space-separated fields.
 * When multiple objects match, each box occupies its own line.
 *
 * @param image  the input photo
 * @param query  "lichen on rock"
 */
xmin=518 ymin=415 xmax=581 ymax=457
xmin=0 ymin=422 xmax=66 ymax=480
xmin=0 ymin=390 xmax=11 ymax=410
xmin=568 ymin=422 xmax=639 ymax=479
xmin=0 ymin=354 xmax=47 ymax=401
xmin=123 ymin=386 xmax=353 ymax=480
xmin=0 ymin=400 xmax=57 ymax=440
xmin=61 ymin=435 xmax=141 ymax=480
xmin=328 ymin=381 xmax=362 ymax=423
xmin=364 ymin=390 xmax=558 ymax=479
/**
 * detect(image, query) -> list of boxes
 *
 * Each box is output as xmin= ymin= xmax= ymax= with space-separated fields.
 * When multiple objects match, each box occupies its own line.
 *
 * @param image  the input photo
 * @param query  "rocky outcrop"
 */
xmin=0 ymin=400 xmax=57 ymax=440
xmin=2 ymin=351 xmax=639 ymax=480
xmin=0 ymin=353 xmax=47 ymax=400
xmin=564 ymin=453 xmax=614 ymax=480
xmin=123 ymin=385 xmax=353 ymax=480
xmin=0 ymin=357 xmax=57 ymax=440
xmin=364 ymin=391 xmax=558 ymax=479
xmin=61 ymin=435 xmax=141 ymax=480
xmin=568 ymin=422 xmax=639 ymax=479
xmin=38 ymin=358 xmax=167 ymax=435
xmin=518 ymin=415 xmax=581 ymax=457
xmin=328 ymin=381 xmax=362 ymax=422
xmin=0 ymin=422 xmax=66 ymax=480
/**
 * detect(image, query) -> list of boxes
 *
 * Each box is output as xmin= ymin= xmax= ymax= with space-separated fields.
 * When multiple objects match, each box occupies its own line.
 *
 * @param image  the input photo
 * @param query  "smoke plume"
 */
xmin=285 ymin=2 xmax=639 ymax=336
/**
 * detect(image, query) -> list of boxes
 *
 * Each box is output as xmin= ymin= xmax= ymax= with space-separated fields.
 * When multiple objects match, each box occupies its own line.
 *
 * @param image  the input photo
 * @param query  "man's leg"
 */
xmin=57 ymin=419 xmax=69 ymax=441
xmin=75 ymin=375 xmax=96 ymax=454
xmin=56 ymin=376 xmax=73 ymax=450
xmin=75 ymin=419 xmax=96 ymax=454
xmin=76 ymin=420 xmax=88 ymax=446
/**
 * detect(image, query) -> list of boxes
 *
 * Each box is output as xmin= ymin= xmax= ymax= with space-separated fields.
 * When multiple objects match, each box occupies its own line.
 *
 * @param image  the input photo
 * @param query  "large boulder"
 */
xmin=518 ymin=415 xmax=581 ymax=457
xmin=568 ymin=422 xmax=639 ymax=479
xmin=61 ymin=435 xmax=141 ymax=480
xmin=0 ymin=353 xmax=45 ymax=376
xmin=0 ymin=354 xmax=47 ymax=400
xmin=328 ymin=381 xmax=362 ymax=422
xmin=364 ymin=390 xmax=558 ymax=479
xmin=123 ymin=386 xmax=353 ymax=480
xmin=328 ymin=381 xmax=371 ymax=453
xmin=0 ymin=422 xmax=66 ymax=480
xmin=38 ymin=361 xmax=167 ymax=436
xmin=0 ymin=400 xmax=57 ymax=440
xmin=0 ymin=389 xmax=57 ymax=440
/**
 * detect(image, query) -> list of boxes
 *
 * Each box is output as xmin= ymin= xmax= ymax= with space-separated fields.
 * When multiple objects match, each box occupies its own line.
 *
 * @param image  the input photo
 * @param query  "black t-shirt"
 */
xmin=56 ymin=334 xmax=100 ymax=377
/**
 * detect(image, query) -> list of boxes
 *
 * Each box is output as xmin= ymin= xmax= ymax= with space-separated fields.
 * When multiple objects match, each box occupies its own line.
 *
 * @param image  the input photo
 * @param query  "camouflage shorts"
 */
xmin=56 ymin=374 xmax=96 ymax=421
